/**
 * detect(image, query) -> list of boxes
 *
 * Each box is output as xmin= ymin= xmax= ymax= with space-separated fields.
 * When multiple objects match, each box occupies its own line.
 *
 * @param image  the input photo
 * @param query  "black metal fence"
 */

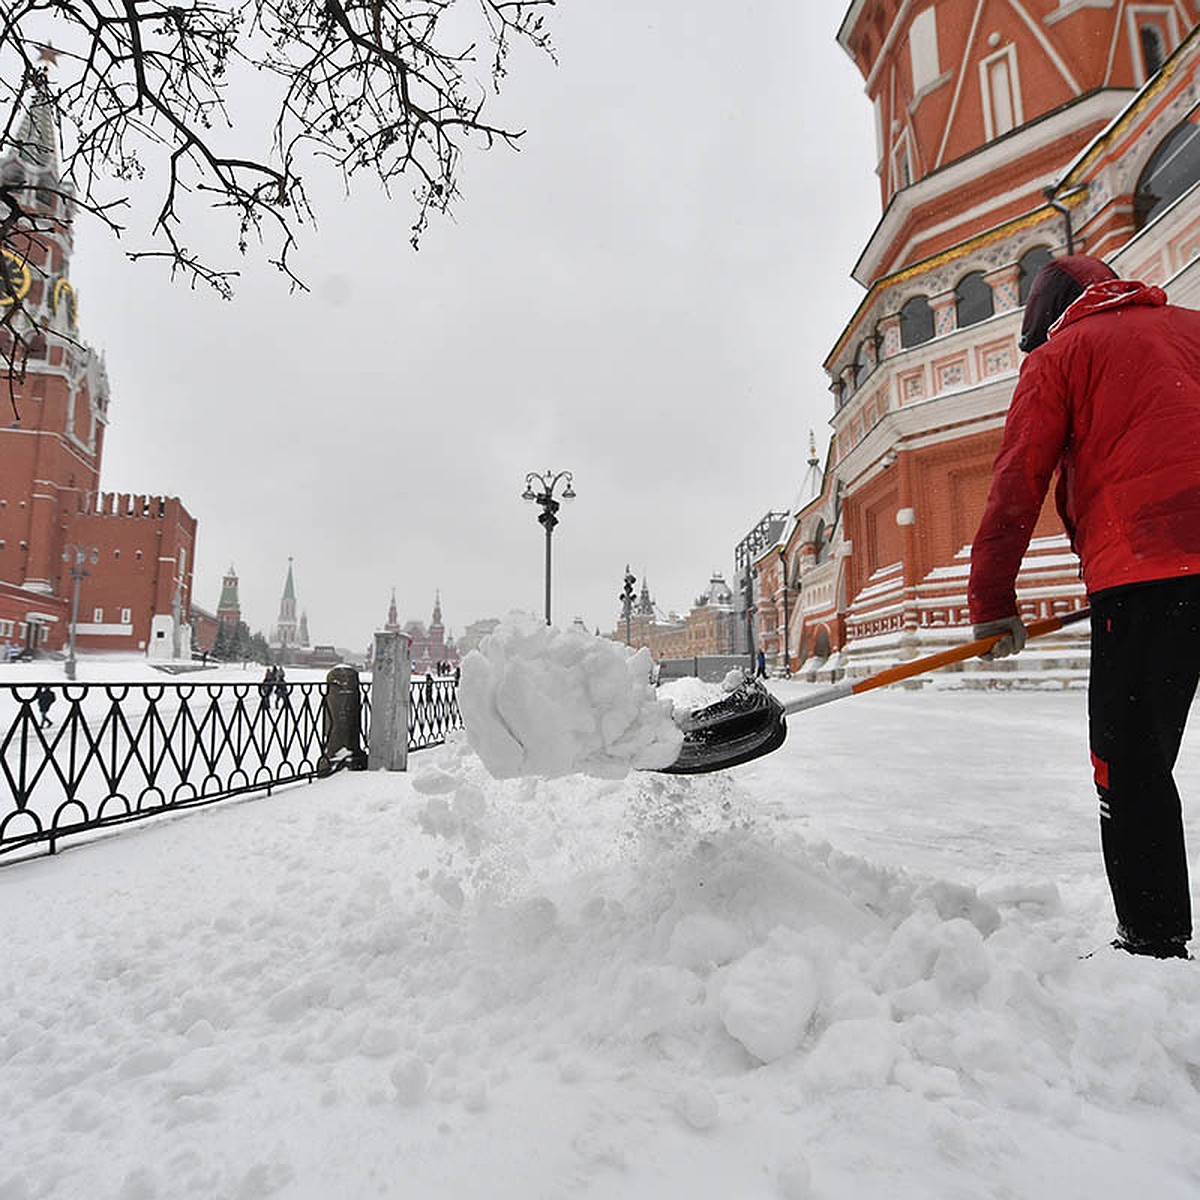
xmin=410 ymin=677 xmax=462 ymax=750
xmin=1 ymin=673 xmax=463 ymax=862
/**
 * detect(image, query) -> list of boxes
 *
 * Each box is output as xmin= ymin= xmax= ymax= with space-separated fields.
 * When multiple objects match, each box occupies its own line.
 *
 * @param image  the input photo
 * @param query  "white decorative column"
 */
xmin=369 ymin=630 xmax=412 ymax=771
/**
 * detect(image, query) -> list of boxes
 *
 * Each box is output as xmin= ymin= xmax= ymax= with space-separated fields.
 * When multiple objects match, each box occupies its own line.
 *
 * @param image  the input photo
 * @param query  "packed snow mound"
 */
xmin=4 ymin=688 xmax=1200 ymax=1200
xmin=458 ymin=613 xmax=685 ymax=778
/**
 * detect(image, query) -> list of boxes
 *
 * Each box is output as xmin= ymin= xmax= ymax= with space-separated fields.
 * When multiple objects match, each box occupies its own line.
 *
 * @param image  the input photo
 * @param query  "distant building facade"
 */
xmin=378 ymin=591 xmax=460 ymax=674
xmin=610 ymin=572 xmax=738 ymax=661
xmin=406 ymin=594 xmax=457 ymax=674
xmin=190 ymin=604 xmax=220 ymax=656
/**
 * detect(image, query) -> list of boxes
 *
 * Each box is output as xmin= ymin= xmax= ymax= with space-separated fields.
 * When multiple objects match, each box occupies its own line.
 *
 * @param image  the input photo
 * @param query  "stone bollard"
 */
xmin=317 ymin=665 xmax=368 ymax=776
xmin=368 ymin=630 xmax=411 ymax=771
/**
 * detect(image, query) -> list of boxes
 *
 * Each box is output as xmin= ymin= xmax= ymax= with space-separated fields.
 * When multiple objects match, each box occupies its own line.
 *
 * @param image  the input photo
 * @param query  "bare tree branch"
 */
xmin=0 ymin=0 xmax=558 ymax=410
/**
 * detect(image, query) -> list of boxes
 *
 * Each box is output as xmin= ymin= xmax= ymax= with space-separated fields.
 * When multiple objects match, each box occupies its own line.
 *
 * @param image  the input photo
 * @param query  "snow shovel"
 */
xmin=659 ymin=607 xmax=1092 ymax=775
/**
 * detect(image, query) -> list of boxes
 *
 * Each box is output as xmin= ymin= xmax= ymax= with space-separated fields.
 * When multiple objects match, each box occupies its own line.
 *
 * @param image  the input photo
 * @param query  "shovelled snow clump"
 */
xmin=458 ymin=613 xmax=685 ymax=778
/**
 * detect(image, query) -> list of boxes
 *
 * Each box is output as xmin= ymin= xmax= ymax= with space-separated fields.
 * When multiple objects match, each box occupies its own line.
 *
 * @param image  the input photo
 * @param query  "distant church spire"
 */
xmin=385 ymin=588 xmax=399 ymax=633
xmin=636 ymin=578 xmax=655 ymax=616
xmin=798 ymin=429 xmax=824 ymax=505
xmin=273 ymin=558 xmax=298 ymax=648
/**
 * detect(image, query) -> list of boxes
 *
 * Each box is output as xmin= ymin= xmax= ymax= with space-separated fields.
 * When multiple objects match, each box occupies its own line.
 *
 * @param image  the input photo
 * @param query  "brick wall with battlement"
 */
xmin=1 ymin=90 xmax=200 ymax=660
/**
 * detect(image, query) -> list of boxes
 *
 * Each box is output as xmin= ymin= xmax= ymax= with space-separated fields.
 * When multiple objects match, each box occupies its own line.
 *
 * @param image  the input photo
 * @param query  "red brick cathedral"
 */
xmin=0 ymin=87 xmax=197 ymax=660
xmin=756 ymin=2 xmax=1200 ymax=672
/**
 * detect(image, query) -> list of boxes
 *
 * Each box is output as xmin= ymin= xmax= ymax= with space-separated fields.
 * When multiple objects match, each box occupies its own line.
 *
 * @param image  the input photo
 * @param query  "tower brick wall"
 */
xmin=65 ymin=494 xmax=197 ymax=652
xmin=768 ymin=6 xmax=1200 ymax=674
xmin=1 ymin=86 xmax=199 ymax=660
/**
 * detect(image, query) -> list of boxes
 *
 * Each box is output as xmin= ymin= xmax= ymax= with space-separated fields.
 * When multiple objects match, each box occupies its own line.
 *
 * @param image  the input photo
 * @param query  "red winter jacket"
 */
xmin=968 ymin=279 xmax=1200 ymax=623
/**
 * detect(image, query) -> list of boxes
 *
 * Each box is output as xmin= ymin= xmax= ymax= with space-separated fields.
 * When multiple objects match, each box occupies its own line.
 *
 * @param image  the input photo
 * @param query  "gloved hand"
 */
xmin=973 ymin=615 xmax=1027 ymax=660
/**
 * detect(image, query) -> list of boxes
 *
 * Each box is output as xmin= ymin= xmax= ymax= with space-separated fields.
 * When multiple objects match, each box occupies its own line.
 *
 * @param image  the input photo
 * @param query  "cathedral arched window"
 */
xmin=813 ymin=519 xmax=830 ymax=565
xmin=1140 ymin=25 xmax=1166 ymax=78
xmin=854 ymin=338 xmax=874 ymax=387
xmin=1018 ymin=246 xmax=1053 ymax=304
xmin=813 ymin=627 xmax=831 ymax=660
xmin=1134 ymin=120 xmax=1200 ymax=230
xmin=955 ymin=271 xmax=994 ymax=328
xmin=899 ymin=295 xmax=934 ymax=348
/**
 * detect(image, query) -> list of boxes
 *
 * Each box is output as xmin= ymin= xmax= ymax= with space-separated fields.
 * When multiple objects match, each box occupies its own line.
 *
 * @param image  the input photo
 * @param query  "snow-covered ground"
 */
xmin=2 ymin=654 xmax=1199 ymax=1199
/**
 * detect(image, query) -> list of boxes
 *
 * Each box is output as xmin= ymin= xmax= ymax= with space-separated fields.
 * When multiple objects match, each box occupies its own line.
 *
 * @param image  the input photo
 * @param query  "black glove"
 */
xmin=973 ymin=616 xmax=1027 ymax=660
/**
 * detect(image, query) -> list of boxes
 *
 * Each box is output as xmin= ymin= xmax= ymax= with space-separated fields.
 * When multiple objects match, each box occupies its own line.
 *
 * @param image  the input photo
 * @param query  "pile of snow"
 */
xmin=2 ymin=684 xmax=1200 ymax=1199
xmin=458 ymin=614 xmax=684 ymax=778
xmin=656 ymin=673 xmax=731 ymax=712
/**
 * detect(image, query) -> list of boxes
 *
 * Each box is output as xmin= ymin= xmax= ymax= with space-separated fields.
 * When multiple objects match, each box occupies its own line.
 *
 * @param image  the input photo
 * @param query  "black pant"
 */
xmin=1089 ymin=576 xmax=1200 ymax=945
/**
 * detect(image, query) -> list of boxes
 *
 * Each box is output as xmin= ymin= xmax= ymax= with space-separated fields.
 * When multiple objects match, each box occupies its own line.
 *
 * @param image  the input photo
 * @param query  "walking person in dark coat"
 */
xmin=34 ymin=685 xmax=55 ymax=728
xmin=969 ymin=255 xmax=1200 ymax=960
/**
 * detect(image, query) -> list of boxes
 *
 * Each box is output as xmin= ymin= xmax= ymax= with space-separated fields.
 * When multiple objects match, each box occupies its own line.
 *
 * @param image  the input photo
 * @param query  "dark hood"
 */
xmin=1019 ymin=255 xmax=1118 ymax=352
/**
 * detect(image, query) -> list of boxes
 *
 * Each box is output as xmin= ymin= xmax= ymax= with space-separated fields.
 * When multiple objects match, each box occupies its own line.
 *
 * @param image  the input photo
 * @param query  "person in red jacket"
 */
xmin=969 ymin=254 xmax=1200 ymax=960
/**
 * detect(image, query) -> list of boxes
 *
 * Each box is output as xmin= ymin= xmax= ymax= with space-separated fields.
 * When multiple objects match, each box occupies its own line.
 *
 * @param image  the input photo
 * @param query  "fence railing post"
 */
xmin=318 ymin=664 xmax=368 ymax=776
xmin=369 ymin=631 xmax=411 ymax=771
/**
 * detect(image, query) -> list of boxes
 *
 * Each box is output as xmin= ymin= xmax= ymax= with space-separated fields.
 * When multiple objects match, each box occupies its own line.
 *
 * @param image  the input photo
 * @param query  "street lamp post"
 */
xmin=522 ymin=469 xmax=576 ymax=625
xmin=62 ymin=543 xmax=99 ymax=681
xmin=620 ymin=566 xmax=636 ymax=646
xmin=778 ymin=548 xmax=790 ymax=678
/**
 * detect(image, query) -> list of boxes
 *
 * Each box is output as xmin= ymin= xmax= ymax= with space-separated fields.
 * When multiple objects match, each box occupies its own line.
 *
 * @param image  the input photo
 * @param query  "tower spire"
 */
xmin=273 ymin=558 xmax=298 ymax=649
xmin=9 ymin=70 xmax=59 ymax=179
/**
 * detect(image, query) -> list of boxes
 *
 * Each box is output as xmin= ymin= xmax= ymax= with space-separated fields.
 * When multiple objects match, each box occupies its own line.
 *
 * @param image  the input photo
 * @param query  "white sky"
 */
xmin=67 ymin=3 xmax=881 ymax=651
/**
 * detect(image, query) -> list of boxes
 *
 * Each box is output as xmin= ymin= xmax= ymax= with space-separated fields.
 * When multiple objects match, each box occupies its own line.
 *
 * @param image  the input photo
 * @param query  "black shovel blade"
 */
xmin=657 ymin=679 xmax=788 ymax=774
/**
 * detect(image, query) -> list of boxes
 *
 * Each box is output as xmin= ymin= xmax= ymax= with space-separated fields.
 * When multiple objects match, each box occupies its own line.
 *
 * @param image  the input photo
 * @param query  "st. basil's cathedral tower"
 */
xmin=757 ymin=1 xmax=1200 ymax=674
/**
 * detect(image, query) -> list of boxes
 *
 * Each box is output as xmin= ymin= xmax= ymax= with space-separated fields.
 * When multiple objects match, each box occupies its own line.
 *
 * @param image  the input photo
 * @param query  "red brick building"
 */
xmin=761 ymin=3 xmax=1200 ymax=674
xmin=609 ymin=573 xmax=739 ymax=662
xmin=0 ymin=87 xmax=197 ymax=659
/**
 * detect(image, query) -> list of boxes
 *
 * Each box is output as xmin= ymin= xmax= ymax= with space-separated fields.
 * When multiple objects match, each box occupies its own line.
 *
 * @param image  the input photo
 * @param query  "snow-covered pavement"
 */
xmin=2 ymin=678 xmax=1199 ymax=1199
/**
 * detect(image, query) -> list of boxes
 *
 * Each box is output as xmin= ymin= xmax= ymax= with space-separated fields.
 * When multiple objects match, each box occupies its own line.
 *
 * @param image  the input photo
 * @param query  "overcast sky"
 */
xmin=68 ymin=2 xmax=880 ymax=652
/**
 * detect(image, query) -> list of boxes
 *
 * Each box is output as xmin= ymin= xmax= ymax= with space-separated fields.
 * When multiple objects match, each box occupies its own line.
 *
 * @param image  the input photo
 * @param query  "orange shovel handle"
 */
xmin=850 ymin=607 xmax=1092 ymax=698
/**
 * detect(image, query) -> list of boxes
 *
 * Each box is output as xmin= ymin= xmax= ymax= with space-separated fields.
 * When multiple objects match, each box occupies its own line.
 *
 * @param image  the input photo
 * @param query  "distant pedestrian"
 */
xmin=424 ymin=672 xmax=434 ymax=702
xmin=756 ymin=649 xmax=767 ymax=679
xmin=275 ymin=666 xmax=289 ymax=710
xmin=34 ymin=685 xmax=55 ymax=728
xmin=260 ymin=666 xmax=274 ymax=702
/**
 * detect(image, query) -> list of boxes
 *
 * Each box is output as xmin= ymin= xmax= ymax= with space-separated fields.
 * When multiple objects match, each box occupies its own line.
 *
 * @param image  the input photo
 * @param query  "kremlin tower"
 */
xmin=216 ymin=566 xmax=242 ymax=629
xmin=271 ymin=559 xmax=311 ymax=661
xmin=0 ymin=75 xmax=198 ymax=658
